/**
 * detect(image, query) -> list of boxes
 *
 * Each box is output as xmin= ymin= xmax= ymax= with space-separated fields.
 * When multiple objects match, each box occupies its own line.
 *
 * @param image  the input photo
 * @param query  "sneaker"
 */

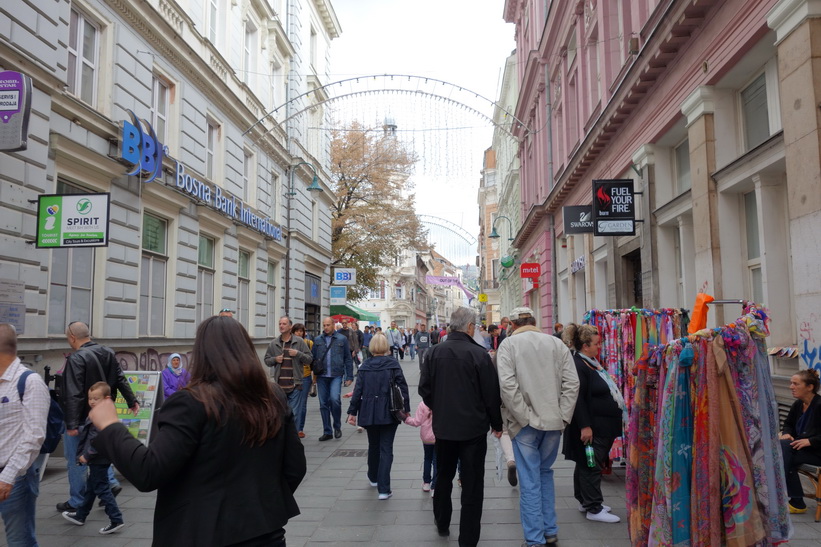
xmin=422 ymin=482 xmax=431 ymax=492
xmin=586 ymin=510 xmax=621 ymax=523
xmin=367 ymin=475 xmax=377 ymax=487
xmin=334 ymin=428 xmax=342 ymax=439
xmin=789 ymin=502 xmax=808 ymax=514
xmin=62 ymin=511 xmax=85 ymax=526
xmin=507 ymin=462 xmax=518 ymax=486
xmin=545 ymin=535 xmax=558 ymax=544
xmin=579 ymin=503 xmax=611 ymax=513
xmin=356 ymin=426 xmax=364 ymax=433
xmin=378 ymin=492 xmax=392 ymax=500
xmin=100 ymin=521 xmax=125 ymax=534
xmin=56 ymin=501 xmax=76 ymax=512
xmin=430 ymin=489 xmax=435 ymax=498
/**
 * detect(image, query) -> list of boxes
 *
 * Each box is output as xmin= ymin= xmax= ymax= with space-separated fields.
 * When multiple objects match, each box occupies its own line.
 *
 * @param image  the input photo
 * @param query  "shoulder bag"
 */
xmin=388 ymin=369 xmax=406 ymax=422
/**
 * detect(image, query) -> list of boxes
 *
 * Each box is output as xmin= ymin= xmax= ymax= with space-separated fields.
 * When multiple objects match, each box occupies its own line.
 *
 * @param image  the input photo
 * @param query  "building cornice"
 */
xmin=767 ymin=0 xmax=821 ymax=43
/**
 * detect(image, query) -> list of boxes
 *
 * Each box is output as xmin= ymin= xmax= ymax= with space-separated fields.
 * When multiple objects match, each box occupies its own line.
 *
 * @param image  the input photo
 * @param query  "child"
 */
xmin=61 ymin=382 xmax=126 ymax=535
xmin=405 ymin=400 xmax=437 ymax=496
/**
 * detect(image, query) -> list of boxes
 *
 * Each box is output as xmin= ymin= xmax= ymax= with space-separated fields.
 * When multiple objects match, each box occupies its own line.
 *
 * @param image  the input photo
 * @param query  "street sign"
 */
xmin=478 ymin=293 xmax=488 ymax=303
xmin=563 ymin=205 xmax=594 ymax=234
xmin=332 ymin=268 xmax=357 ymax=285
xmin=592 ymin=179 xmax=636 ymax=236
xmin=330 ymin=286 xmax=347 ymax=305
xmin=36 ymin=193 xmax=111 ymax=248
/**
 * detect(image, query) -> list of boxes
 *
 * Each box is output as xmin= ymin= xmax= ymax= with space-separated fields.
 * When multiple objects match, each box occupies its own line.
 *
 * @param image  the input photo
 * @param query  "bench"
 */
xmin=798 ymin=464 xmax=821 ymax=522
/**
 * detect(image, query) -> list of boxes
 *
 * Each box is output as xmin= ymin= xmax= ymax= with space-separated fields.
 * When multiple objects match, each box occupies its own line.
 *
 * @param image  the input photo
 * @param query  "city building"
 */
xmin=477 ymin=148 xmax=500 ymax=324
xmin=0 ymin=0 xmax=340 ymax=370
xmin=357 ymin=248 xmax=428 ymax=329
xmin=503 ymin=0 xmax=821 ymax=398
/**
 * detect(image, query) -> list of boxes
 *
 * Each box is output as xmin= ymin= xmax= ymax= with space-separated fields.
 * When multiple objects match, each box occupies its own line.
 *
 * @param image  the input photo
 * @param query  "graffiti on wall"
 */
xmin=115 ymin=348 xmax=191 ymax=372
xmin=799 ymin=314 xmax=821 ymax=371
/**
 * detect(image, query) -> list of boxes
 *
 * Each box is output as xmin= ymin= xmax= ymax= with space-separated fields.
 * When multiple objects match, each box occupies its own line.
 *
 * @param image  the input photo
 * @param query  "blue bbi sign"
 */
xmin=119 ymin=110 xmax=165 ymax=183
xmin=332 ymin=268 xmax=356 ymax=285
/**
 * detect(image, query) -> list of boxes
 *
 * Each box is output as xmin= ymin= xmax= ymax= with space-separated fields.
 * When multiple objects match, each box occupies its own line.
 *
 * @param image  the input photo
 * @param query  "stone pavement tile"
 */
xmin=307 ymin=524 xmax=377 ymax=542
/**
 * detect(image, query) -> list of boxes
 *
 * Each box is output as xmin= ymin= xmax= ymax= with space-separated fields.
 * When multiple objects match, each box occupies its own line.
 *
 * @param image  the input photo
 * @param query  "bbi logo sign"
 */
xmin=119 ymin=110 xmax=165 ymax=183
xmin=332 ymin=268 xmax=356 ymax=285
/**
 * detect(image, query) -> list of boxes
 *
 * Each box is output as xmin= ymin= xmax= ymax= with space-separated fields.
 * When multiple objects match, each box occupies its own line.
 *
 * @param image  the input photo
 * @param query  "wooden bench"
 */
xmin=798 ymin=464 xmax=821 ymax=522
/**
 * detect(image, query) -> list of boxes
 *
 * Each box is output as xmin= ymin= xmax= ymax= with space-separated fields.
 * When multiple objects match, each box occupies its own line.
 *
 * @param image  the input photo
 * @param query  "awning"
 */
xmin=330 ymin=303 xmax=380 ymax=322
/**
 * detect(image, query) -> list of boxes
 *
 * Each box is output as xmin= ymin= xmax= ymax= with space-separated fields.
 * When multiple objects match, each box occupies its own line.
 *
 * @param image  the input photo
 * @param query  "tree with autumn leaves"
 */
xmin=330 ymin=121 xmax=428 ymax=301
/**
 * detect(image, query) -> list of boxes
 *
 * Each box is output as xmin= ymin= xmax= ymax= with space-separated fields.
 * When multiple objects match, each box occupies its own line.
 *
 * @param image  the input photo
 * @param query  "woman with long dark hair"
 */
xmin=780 ymin=368 xmax=821 ymax=514
xmin=89 ymin=316 xmax=306 ymax=546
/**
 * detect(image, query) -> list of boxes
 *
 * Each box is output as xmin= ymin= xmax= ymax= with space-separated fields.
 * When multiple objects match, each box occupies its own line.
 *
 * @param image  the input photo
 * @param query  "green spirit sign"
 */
xmin=36 ymin=193 xmax=110 ymax=248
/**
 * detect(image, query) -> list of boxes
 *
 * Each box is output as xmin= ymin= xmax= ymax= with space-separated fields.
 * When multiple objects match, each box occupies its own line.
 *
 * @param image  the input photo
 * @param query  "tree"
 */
xmin=330 ymin=121 xmax=428 ymax=301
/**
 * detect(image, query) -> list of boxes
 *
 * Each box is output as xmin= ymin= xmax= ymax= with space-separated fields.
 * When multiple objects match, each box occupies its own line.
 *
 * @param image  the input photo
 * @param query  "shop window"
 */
xmin=197 ymin=235 xmax=215 ymax=324
xmin=48 ymin=181 xmax=93 ymax=335
xmin=237 ymin=250 xmax=251 ymax=329
xmin=67 ymin=8 xmax=99 ymax=106
xmin=139 ymin=213 xmax=167 ymax=336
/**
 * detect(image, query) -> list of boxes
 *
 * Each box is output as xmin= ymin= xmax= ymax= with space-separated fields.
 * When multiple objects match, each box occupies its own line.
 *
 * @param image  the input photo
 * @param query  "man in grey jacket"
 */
xmin=264 ymin=316 xmax=313 ymax=418
xmin=496 ymin=307 xmax=579 ymax=547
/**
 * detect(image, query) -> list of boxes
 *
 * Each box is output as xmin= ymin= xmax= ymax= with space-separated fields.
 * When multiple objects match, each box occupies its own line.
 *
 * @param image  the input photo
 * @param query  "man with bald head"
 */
xmin=57 ymin=322 xmax=139 ymax=513
xmin=311 ymin=317 xmax=353 ymax=441
xmin=0 ymin=323 xmax=50 ymax=545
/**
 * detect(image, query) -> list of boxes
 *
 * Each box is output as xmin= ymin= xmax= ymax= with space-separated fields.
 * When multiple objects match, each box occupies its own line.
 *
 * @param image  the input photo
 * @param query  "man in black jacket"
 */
xmin=419 ymin=308 xmax=503 ymax=546
xmin=57 ymin=322 xmax=139 ymax=513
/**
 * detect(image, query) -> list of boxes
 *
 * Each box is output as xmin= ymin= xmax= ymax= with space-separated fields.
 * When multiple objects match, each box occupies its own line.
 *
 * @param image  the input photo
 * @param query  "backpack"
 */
xmin=17 ymin=370 xmax=66 ymax=454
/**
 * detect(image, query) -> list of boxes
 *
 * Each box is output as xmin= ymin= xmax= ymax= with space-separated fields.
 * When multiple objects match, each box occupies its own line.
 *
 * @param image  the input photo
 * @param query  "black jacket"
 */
xmin=346 ymin=355 xmax=410 ymax=426
xmin=77 ymin=417 xmax=110 ymax=466
xmin=419 ymin=331 xmax=503 ymax=441
xmin=562 ymin=352 xmax=623 ymax=463
xmin=94 ymin=388 xmax=306 ymax=547
xmin=783 ymin=394 xmax=821 ymax=458
xmin=63 ymin=341 xmax=138 ymax=430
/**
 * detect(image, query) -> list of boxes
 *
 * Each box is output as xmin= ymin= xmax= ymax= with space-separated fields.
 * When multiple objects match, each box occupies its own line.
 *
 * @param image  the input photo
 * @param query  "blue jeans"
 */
xmin=408 ymin=344 xmax=416 ymax=359
xmin=423 ymin=443 xmax=438 ymax=487
xmin=297 ymin=375 xmax=312 ymax=433
xmin=75 ymin=464 xmax=123 ymax=524
xmin=316 ymin=375 xmax=342 ymax=436
xmin=365 ymin=423 xmax=398 ymax=494
xmin=0 ymin=454 xmax=44 ymax=547
xmin=285 ymin=388 xmax=302 ymax=430
xmin=511 ymin=426 xmax=561 ymax=544
xmin=63 ymin=432 xmax=87 ymax=507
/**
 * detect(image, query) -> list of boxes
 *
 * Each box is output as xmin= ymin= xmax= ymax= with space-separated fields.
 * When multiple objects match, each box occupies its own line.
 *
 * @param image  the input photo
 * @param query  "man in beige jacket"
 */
xmin=496 ymin=307 xmax=579 ymax=547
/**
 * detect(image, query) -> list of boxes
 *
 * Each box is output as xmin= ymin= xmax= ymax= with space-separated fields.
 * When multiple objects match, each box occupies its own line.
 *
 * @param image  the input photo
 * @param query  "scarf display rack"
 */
xmin=625 ymin=304 xmax=792 ymax=546
xmin=582 ymin=307 xmax=689 ymax=461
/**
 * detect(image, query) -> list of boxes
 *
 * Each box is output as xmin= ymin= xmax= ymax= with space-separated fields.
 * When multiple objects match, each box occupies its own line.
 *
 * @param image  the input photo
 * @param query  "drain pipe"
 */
xmin=545 ymin=66 xmax=558 ymax=328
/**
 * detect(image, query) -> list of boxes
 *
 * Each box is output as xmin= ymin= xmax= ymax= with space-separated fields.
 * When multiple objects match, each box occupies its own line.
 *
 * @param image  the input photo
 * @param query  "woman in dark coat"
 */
xmin=89 ymin=316 xmax=306 ymax=546
xmin=561 ymin=323 xmax=625 ymax=524
xmin=346 ymin=332 xmax=410 ymax=499
xmin=780 ymin=368 xmax=821 ymax=513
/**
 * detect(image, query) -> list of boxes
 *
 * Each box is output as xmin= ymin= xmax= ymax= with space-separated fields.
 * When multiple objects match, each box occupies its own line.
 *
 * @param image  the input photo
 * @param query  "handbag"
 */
xmin=309 ymin=382 xmax=317 ymax=397
xmin=388 ymin=369 xmax=406 ymax=422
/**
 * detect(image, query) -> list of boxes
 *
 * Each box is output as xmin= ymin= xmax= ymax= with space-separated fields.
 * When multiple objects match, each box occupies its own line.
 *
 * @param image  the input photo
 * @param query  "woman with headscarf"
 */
xmin=161 ymin=353 xmax=190 ymax=398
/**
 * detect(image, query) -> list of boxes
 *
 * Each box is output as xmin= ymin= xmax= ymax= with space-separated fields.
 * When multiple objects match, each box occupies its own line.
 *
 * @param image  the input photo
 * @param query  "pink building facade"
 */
xmin=503 ymin=0 xmax=821 ymax=386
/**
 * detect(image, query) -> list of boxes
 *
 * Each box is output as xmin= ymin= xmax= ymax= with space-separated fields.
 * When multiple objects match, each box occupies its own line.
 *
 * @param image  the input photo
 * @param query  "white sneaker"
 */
xmin=367 ymin=475 xmax=377 ymax=487
xmin=378 ymin=492 xmax=392 ymax=500
xmin=422 ymin=482 xmax=431 ymax=492
xmin=586 ymin=510 xmax=620 ymax=523
xmin=579 ymin=504 xmax=611 ymax=513
xmin=430 ymin=489 xmax=435 ymax=498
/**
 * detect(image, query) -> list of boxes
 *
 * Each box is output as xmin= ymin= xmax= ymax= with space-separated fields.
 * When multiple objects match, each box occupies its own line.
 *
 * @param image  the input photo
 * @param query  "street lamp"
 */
xmin=488 ymin=215 xmax=514 ymax=241
xmin=284 ymin=161 xmax=324 ymax=315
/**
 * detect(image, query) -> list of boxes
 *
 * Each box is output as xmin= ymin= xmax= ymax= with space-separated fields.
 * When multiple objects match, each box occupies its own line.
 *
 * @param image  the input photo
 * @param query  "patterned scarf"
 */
xmin=579 ymin=352 xmax=628 ymax=423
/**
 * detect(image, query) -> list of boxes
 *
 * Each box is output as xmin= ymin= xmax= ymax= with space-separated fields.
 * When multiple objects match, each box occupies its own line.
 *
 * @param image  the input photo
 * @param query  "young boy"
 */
xmin=61 ymin=382 xmax=126 ymax=534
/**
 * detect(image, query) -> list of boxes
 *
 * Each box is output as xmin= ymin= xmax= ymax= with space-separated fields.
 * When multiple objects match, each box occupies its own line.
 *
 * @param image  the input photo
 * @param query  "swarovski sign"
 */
xmin=563 ymin=205 xmax=594 ymax=234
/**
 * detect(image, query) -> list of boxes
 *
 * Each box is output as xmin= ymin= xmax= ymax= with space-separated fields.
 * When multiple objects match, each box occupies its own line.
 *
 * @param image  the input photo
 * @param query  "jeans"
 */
xmin=107 ymin=466 xmax=120 ymax=489
xmin=511 ymin=426 xmax=561 ymax=544
xmin=434 ymin=435 xmax=487 ymax=547
xmin=296 ymin=375 xmax=312 ymax=432
xmin=573 ymin=435 xmax=615 ymax=513
xmin=781 ymin=438 xmax=821 ymax=499
xmin=63 ymin=432 xmax=87 ymax=507
xmin=365 ymin=423 xmax=399 ymax=494
xmin=0 ymin=454 xmax=44 ymax=547
xmin=75 ymin=464 xmax=123 ymax=524
xmin=285 ymin=387 xmax=302 ymax=430
xmin=408 ymin=344 xmax=416 ymax=360
xmin=423 ymin=443 xmax=438 ymax=487
xmin=417 ymin=347 xmax=428 ymax=370
xmin=316 ymin=375 xmax=343 ymax=436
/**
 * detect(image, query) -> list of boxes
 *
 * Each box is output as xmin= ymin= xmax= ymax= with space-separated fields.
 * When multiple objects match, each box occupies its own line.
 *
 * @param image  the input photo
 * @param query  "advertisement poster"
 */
xmin=592 ymin=179 xmax=636 ymax=236
xmin=114 ymin=372 xmax=161 ymax=446
xmin=36 ymin=193 xmax=111 ymax=248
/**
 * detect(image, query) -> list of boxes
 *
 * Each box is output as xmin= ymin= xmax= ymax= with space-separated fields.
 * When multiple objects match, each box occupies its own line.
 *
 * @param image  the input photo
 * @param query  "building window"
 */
xmin=267 ymin=261 xmax=278 ymax=337
xmin=197 ymin=235 xmax=215 ymax=324
xmin=309 ymin=26 xmax=318 ymax=71
xmin=151 ymin=76 xmax=169 ymax=144
xmin=237 ymin=250 xmax=251 ymax=329
xmin=674 ymin=138 xmax=691 ymax=194
xmin=140 ymin=214 xmax=167 ymax=336
xmin=243 ymin=22 xmax=257 ymax=86
xmin=743 ymin=191 xmax=764 ymax=304
xmin=207 ymin=0 xmax=219 ymax=43
xmin=395 ymin=282 xmax=404 ymax=300
xmin=270 ymin=61 xmax=282 ymax=109
xmin=311 ymin=199 xmax=319 ymax=242
xmin=741 ymin=73 xmax=769 ymax=151
xmin=206 ymin=121 xmax=218 ymax=180
xmin=67 ymin=8 xmax=99 ymax=105
xmin=242 ymin=150 xmax=253 ymax=203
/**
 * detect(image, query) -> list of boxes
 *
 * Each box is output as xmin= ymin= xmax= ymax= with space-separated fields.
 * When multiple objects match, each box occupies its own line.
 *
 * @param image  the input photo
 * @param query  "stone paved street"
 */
xmin=4 ymin=359 xmax=821 ymax=546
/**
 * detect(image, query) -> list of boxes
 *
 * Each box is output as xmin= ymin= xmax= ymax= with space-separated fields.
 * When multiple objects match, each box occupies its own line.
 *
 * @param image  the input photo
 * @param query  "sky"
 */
xmin=327 ymin=0 xmax=516 ymax=250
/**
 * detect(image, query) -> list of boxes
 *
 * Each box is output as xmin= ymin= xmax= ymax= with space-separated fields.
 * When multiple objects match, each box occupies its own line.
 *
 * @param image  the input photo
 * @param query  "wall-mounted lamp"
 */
xmin=488 ymin=215 xmax=515 ymax=242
